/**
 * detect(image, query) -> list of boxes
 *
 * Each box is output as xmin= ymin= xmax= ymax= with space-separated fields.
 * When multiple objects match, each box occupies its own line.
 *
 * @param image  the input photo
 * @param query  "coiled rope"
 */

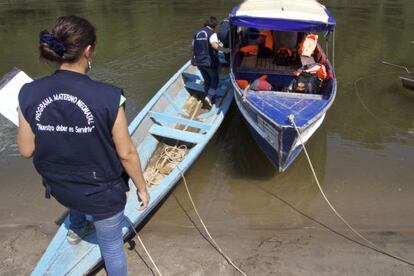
xmin=288 ymin=114 xmax=414 ymax=267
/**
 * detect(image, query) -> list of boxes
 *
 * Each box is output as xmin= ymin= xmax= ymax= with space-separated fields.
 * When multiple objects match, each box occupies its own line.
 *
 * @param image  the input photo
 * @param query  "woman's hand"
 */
xmin=137 ymin=188 xmax=150 ymax=211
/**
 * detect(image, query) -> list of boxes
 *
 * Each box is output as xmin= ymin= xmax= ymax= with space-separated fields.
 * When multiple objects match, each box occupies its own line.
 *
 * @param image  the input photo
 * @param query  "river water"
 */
xmin=0 ymin=0 xmax=413 ymax=275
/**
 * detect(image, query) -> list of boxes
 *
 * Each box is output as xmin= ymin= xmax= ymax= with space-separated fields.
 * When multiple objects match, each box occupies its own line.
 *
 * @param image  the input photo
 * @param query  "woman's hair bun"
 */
xmin=39 ymin=16 xmax=96 ymax=63
xmin=39 ymin=30 xmax=66 ymax=62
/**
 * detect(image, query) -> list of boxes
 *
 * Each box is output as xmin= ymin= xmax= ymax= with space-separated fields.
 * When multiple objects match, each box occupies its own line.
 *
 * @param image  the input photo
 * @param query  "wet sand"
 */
xmin=1 ymin=181 xmax=413 ymax=276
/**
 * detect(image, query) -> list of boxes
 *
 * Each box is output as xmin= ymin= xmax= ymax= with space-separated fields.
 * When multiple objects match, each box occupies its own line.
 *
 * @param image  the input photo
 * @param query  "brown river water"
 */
xmin=0 ymin=0 xmax=413 ymax=275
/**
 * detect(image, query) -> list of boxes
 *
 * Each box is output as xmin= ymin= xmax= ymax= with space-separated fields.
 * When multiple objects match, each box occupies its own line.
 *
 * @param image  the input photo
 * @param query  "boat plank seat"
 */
xmin=148 ymin=111 xmax=211 ymax=131
xmin=149 ymin=124 xmax=203 ymax=144
xmin=300 ymin=55 xmax=316 ymax=66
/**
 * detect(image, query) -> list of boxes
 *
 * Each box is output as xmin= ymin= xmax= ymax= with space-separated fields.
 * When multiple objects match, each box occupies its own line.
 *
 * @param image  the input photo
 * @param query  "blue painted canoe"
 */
xmin=229 ymin=0 xmax=337 ymax=172
xmin=32 ymin=60 xmax=233 ymax=275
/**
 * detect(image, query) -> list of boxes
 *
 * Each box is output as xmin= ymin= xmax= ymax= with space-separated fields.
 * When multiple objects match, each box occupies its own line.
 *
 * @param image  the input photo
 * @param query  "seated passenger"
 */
xmin=257 ymin=30 xmax=273 ymax=58
xmin=287 ymin=72 xmax=322 ymax=94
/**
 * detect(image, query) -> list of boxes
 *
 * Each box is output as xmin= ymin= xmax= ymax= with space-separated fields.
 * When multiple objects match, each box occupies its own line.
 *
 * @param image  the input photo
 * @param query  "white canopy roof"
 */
xmin=230 ymin=0 xmax=335 ymax=31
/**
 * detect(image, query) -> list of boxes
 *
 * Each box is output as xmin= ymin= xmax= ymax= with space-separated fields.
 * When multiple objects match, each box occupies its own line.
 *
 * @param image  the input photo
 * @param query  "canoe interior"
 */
xmin=31 ymin=61 xmax=233 ymax=275
xmin=131 ymin=64 xmax=230 ymax=181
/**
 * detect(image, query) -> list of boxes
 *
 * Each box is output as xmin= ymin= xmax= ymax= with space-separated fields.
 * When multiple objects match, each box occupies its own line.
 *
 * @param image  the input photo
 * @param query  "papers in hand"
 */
xmin=0 ymin=68 xmax=33 ymax=126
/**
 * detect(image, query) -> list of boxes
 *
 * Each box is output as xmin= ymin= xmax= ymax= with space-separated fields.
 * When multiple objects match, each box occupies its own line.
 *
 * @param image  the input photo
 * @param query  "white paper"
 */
xmin=0 ymin=70 xmax=33 ymax=126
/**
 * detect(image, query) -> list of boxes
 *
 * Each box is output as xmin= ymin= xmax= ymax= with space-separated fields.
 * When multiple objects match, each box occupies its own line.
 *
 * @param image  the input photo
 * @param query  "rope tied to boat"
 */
xmin=145 ymin=143 xmax=247 ymax=275
xmin=288 ymin=114 xmax=414 ymax=267
xmin=178 ymin=168 xmax=248 ymax=276
xmin=382 ymin=61 xmax=411 ymax=74
xmin=125 ymin=217 xmax=164 ymax=276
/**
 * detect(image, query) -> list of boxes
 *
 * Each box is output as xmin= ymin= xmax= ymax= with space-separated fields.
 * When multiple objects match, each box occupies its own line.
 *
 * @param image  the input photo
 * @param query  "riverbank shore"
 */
xmin=2 ymin=181 xmax=413 ymax=276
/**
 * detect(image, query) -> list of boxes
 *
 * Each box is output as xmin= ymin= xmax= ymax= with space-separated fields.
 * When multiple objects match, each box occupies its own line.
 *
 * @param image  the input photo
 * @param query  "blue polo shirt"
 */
xmin=19 ymin=70 xmax=129 ymax=220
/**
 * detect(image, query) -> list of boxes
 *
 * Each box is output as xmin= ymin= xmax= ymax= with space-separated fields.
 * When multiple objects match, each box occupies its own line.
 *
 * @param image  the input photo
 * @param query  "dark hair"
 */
xmin=39 ymin=15 xmax=96 ymax=63
xmin=204 ymin=16 xmax=218 ymax=28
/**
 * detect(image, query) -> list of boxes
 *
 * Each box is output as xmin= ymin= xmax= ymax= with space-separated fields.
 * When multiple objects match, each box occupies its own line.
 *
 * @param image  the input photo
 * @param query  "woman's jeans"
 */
xmin=70 ymin=209 xmax=127 ymax=276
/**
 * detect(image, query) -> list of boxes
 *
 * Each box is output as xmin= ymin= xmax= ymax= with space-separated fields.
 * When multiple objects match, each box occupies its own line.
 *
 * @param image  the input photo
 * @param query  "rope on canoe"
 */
xmin=125 ymin=217 xmax=164 ymax=276
xmin=288 ymin=114 xmax=414 ymax=267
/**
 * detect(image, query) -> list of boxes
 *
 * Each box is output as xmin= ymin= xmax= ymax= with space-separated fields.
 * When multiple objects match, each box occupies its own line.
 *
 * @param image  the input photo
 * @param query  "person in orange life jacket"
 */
xmin=17 ymin=16 xmax=149 ymax=276
xmin=192 ymin=16 xmax=230 ymax=107
xmin=288 ymin=63 xmax=327 ymax=94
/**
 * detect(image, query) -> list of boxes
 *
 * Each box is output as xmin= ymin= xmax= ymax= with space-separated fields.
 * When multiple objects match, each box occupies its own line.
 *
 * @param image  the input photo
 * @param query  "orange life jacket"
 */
xmin=259 ymin=30 xmax=273 ymax=50
xmin=298 ymin=34 xmax=318 ymax=57
xmin=239 ymin=45 xmax=258 ymax=55
xmin=236 ymin=79 xmax=249 ymax=89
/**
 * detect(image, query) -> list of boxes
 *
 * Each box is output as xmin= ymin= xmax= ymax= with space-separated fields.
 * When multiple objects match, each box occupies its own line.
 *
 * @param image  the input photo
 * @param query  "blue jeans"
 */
xmin=198 ymin=66 xmax=219 ymax=97
xmin=70 ymin=209 xmax=127 ymax=276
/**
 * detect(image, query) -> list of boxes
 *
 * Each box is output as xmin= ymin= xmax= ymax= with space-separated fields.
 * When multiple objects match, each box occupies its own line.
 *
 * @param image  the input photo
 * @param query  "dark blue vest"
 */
xmin=217 ymin=18 xmax=230 ymax=47
xmin=192 ymin=27 xmax=218 ymax=68
xmin=18 ymin=70 xmax=129 ymax=220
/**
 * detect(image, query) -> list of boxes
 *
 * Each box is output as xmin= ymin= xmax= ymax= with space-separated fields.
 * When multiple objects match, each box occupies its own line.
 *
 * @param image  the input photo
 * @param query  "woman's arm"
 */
xmin=112 ymin=107 xmax=149 ymax=210
xmin=17 ymin=110 xmax=35 ymax=158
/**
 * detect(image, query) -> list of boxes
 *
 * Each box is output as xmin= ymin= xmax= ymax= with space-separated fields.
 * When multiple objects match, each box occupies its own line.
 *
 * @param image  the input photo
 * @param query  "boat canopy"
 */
xmin=230 ymin=0 xmax=336 ymax=32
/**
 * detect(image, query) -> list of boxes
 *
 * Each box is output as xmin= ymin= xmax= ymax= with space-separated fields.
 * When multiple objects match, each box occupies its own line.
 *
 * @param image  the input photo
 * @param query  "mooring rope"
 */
xmin=354 ymin=71 xmax=407 ymax=133
xmin=178 ymin=168 xmax=248 ymax=276
xmin=288 ymin=114 xmax=414 ymax=267
xmin=382 ymin=61 xmax=411 ymax=74
xmin=145 ymin=142 xmax=247 ymax=275
xmin=125 ymin=217 xmax=164 ymax=276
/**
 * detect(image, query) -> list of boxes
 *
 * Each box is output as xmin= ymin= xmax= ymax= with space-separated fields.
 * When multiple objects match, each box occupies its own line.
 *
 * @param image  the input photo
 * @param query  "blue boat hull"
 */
xmin=232 ymin=78 xmax=330 ymax=172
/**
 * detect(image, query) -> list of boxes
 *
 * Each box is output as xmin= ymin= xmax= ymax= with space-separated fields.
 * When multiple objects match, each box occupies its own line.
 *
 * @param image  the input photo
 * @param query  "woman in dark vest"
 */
xmin=17 ymin=16 xmax=149 ymax=275
xmin=192 ymin=16 xmax=230 ymax=107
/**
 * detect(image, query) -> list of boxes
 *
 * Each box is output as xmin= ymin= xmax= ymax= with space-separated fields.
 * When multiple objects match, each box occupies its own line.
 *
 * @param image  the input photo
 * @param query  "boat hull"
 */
xmin=400 ymin=76 xmax=414 ymax=91
xmin=233 ymin=89 xmax=325 ymax=172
